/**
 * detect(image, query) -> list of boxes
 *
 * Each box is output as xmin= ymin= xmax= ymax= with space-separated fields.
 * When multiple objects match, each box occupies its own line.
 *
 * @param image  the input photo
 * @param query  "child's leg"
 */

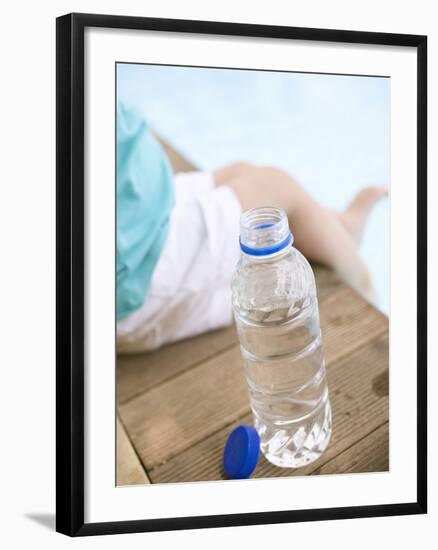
xmin=214 ymin=163 xmax=386 ymax=302
xmin=214 ymin=162 xmax=256 ymax=184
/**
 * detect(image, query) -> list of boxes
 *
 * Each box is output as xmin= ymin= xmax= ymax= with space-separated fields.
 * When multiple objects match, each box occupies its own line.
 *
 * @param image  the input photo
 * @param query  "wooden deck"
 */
xmin=116 ymin=141 xmax=389 ymax=486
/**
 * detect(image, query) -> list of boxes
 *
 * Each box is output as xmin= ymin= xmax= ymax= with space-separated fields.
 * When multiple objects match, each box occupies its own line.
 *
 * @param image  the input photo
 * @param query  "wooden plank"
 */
xmin=148 ymin=333 xmax=388 ymax=483
xmin=117 ymin=417 xmax=150 ymax=486
xmin=319 ymin=286 xmax=387 ymax=362
xmin=314 ymin=265 xmax=344 ymax=302
xmin=117 ymin=325 xmax=237 ymax=404
xmin=314 ymin=422 xmax=389 ymax=475
xmin=117 ymin=266 xmax=345 ymax=405
xmin=119 ymin=287 xmax=387 ymax=472
xmin=120 ymin=345 xmax=247 ymax=471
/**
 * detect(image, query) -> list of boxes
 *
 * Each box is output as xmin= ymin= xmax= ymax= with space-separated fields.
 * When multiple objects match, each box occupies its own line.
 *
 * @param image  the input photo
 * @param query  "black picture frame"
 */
xmin=56 ymin=12 xmax=427 ymax=537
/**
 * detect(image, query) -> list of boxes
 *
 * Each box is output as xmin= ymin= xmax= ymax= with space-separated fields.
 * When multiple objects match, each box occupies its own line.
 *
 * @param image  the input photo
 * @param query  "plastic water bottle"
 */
xmin=231 ymin=206 xmax=332 ymax=468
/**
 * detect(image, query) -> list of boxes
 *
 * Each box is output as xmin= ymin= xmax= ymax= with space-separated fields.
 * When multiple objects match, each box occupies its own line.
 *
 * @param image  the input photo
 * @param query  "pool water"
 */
xmin=117 ymin=64 xmax=390 ymax=315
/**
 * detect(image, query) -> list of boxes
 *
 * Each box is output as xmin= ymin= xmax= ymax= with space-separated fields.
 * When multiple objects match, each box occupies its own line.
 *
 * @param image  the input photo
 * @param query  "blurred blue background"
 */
xmin=117 ymin=64 xmax=390 ymax=315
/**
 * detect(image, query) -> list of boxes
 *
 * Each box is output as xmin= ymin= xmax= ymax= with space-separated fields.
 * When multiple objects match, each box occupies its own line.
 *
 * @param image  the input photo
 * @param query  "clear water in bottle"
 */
xmin=231 ymin=206 xmax=332 ymax=468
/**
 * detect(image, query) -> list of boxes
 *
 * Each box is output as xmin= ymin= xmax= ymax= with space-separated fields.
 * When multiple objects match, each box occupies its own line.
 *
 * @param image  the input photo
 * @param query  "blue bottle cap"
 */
xmin=223 ymin=425 xmax=260 ymax=479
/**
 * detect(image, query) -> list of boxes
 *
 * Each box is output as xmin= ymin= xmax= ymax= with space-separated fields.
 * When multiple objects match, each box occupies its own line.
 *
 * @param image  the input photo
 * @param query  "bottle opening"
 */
xmin=239 ymin=206 xmax=293 ymax=256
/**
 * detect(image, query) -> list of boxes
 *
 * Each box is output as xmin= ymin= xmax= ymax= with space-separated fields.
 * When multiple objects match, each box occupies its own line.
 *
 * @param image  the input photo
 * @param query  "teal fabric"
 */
xmin=117 ymin=102 xmax=174 ymax=320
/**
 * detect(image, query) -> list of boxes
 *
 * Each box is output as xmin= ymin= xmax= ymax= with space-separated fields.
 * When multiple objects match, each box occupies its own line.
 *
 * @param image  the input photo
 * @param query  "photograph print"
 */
xmin=115 ymin=62 xmax=390 ymax=486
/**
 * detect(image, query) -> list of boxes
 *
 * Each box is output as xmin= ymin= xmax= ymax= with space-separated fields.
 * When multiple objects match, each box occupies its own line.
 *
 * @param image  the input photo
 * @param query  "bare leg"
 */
xmin=214 ymin=163 xmax=386 ymax=302
xmin=213 ymin=162 xmax=256 ymax=185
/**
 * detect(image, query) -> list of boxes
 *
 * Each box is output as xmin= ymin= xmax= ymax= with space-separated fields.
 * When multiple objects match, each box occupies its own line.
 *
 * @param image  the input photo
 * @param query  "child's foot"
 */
xmin=337 ymin=186 xmax=388 ymax=244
